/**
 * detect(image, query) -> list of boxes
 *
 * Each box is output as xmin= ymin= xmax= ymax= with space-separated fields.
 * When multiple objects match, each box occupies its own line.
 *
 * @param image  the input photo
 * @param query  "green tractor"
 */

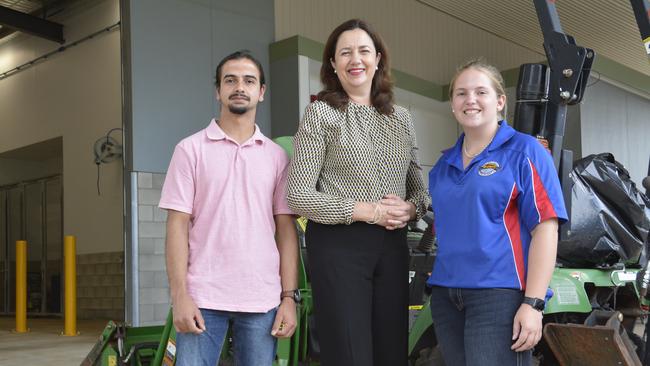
xmin=407 ymin=264 xmax=649 ymax=365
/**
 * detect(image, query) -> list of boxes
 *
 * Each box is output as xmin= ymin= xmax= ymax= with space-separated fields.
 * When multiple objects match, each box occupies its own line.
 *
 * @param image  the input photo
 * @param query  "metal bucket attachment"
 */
xmin=543 ymin=310 xmax=641 ymax=366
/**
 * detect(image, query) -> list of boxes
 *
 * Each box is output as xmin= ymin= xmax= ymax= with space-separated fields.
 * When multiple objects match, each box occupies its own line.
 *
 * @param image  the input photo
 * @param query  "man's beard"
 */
xmin=228 ymin=105 xmax=248 ymax=115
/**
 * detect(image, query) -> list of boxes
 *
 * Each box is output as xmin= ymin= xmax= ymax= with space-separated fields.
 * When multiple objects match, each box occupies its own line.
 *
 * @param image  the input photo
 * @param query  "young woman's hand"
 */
xmin=511 ymin=304 xmax=543 ymax=352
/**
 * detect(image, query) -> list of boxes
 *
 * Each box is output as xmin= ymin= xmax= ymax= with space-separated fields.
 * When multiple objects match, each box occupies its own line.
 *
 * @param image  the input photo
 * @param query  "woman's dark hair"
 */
xmin=317 ymin=19 xmax=394 ymax=115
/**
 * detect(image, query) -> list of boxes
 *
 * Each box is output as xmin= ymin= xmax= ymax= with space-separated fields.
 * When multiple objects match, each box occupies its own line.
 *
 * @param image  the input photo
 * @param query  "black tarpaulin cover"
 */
xmin=557 ymin=153 xmax=650 ymax=268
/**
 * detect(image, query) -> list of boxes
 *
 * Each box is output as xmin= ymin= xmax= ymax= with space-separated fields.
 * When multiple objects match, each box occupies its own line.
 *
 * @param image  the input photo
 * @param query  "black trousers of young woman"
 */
xmin=306 ymin=221 xmax=409 ymax=366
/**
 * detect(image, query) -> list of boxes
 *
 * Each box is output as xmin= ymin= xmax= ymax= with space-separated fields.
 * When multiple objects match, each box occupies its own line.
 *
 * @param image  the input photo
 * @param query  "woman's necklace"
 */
xmin=462 ymin=134 xmax=495 ymax=159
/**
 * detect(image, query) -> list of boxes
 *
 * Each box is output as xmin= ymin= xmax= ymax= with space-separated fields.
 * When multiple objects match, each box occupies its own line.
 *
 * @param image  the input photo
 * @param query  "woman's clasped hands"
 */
xmin=372 ymin=194 xmax=415 ymax=230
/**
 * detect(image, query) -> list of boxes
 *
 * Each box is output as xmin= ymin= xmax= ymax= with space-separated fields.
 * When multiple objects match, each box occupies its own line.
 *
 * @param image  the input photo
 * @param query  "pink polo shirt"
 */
xmin=159 ymin=119 xmax=293 ymax=312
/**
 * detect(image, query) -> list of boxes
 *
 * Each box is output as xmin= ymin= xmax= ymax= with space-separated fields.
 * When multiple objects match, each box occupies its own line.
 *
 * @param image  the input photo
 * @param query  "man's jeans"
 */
xmin=175 ymin=307 xmax=277 ymax=366
xmin=429 ymin=286 xmax=532 ymax=366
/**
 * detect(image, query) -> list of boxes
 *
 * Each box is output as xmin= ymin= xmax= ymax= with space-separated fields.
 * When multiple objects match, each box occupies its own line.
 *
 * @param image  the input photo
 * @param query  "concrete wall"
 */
xmin=580 ymin=79 xmax=650 ymax=185
xmin=77 ymin=251 xmax=124 ymax=320
xmin=0 ymin=0 xmax=123 ymax=255
xmin=127 ymin=0 xmax=275 ymax=173
xmin=136 ymin=172 xmax=170 ymax=325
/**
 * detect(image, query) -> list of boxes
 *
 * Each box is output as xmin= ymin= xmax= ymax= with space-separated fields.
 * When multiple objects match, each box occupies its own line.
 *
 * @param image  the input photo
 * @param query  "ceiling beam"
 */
xmin=0 ymin=5 xmax=63 ymax=43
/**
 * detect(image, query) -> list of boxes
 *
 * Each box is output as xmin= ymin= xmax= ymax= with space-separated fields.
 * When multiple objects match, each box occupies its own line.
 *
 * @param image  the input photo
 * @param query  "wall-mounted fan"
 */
xmin=94 ymin=128 xmax=123 ymax=195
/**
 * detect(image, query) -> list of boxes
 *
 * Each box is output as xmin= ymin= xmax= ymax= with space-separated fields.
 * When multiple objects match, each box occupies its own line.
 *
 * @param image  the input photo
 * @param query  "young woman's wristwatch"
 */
xmin=281 ymin=289 xmax=302 ymax=304
xmin=522 ymin=296 xmax=545 ymax=312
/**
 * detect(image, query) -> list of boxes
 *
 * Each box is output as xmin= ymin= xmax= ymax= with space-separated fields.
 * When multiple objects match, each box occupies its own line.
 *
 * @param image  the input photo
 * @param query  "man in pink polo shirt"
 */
xmin=159 ymin=50 xmax=298 ymax=366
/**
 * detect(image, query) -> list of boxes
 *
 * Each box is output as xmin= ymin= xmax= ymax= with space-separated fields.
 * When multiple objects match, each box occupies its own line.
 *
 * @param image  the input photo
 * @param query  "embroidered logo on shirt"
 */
xmin=478 ymin=161 xmax=500 ymax=176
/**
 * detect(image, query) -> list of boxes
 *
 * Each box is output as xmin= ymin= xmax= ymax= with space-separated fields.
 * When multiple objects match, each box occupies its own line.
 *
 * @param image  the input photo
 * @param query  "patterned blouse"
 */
xmin=287 ymin=100 xmax=431 ymax=225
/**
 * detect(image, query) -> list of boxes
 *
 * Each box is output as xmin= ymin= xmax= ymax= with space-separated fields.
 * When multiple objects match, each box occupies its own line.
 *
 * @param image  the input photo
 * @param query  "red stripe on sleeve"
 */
xmin=528 ymin=159 xmax=558 ymax=223
xmin=503 ymin=183 xmax=526 ymax=290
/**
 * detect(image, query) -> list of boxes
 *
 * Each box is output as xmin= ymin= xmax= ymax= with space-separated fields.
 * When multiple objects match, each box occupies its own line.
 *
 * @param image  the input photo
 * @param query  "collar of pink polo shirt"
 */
xmin=206 ymin=118 xmax=265 ymax=146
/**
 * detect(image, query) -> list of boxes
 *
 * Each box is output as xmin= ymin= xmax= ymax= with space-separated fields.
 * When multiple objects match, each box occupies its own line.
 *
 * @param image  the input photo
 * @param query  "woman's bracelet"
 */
xmin=366 ymin=202 xmax=382 ymax=225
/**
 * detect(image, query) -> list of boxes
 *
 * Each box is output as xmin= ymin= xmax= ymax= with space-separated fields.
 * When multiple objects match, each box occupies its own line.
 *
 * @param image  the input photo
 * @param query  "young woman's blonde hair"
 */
xmin=448 ymin=58 xmax=507 ymax=120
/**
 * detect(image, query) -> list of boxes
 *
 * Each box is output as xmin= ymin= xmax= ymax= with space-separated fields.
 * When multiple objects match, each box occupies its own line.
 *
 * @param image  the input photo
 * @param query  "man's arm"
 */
xmin=270 ymin=214 xmax=299 ymax=338
xmin=166 ymin=210 xmax=205 ymax=334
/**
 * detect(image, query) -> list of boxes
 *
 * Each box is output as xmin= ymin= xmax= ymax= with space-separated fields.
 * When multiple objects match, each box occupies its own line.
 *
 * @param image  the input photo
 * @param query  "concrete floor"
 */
xmin=0 ymin=316 xmax=109 ymax=366
xmin=0 ymin=315 xmax=647 ymax=365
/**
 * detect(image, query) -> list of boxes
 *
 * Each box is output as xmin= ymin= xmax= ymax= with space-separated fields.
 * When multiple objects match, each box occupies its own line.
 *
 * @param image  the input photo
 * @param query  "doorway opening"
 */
xmin=0 ymin=137 xmax=63 ymax=315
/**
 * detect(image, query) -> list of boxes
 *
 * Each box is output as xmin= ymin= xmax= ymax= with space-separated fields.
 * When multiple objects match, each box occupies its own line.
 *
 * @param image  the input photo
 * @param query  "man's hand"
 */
xmin=271 ymin=298 xmax=297 ymax=338
xmin=511 ymin=303 xmax=543 ymax=352
xmin=172 ymin=293 xmax=206 ymax=334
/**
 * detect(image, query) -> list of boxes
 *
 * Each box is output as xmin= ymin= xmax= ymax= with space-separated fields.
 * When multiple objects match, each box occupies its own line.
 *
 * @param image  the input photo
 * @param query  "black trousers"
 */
xmin=306 ymin=221 xmax=409 ymax=366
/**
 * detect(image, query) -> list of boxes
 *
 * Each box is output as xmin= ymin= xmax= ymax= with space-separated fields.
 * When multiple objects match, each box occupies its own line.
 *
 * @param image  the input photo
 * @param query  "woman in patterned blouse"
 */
xmin=287 ymin=18 xmax=430 ymax=366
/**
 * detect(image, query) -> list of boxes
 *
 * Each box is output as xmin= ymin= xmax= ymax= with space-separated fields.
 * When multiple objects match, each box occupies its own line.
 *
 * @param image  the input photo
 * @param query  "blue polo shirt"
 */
xmin=427 ymin=121 xmax=567 ymax=290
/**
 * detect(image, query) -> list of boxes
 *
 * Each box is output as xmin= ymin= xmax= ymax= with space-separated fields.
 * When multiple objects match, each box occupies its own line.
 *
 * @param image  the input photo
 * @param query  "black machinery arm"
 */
xmin=516 ymin=0 xmax=650 ymax=239
xmin=630 ymin=0 xmax=650 ymax=61
xmin=515 ymin=0 xmax=593 ymax=172
xmin=514 ymin=0 xmax=597 ymax=239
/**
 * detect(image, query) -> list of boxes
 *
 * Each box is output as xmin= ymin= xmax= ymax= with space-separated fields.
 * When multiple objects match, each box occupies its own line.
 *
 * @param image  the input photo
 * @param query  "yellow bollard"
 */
xmin=63 ymin=235 xmax=78 ymax=336
xmin=15 ymin=240 xmax=28 ymax=333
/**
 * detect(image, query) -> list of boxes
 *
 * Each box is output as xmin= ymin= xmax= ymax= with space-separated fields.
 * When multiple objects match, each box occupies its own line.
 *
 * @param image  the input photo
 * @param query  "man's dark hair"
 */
xmin=214 ymin=50 xmax=265 ymax=88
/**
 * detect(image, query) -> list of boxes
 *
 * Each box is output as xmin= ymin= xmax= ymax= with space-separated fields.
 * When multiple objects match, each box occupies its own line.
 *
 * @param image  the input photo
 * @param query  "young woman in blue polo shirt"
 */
xmin=427 ymin=59 xmax=568 ymax=365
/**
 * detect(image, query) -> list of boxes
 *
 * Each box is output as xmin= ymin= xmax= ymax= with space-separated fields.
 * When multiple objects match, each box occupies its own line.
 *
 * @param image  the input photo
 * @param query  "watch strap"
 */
xmin=523 ymin=296 xmax=545 ymax=311
xmin=281 ymin=289 xmax=297 ymax=297
xmin=281 ymin=289 xmax=300 ymax=304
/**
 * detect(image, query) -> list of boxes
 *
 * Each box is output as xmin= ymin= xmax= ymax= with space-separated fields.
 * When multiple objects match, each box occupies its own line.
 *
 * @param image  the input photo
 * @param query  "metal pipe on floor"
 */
xmin=15 ymin=240 xmax=27 ymax=333
xmin=63 ymin=235 xmax=78 ymax=336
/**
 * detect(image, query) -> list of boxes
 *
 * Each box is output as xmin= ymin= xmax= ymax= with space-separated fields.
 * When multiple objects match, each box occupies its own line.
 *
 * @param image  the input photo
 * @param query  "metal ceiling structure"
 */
xmin=0 ymin=0 xmax=64 ymax=43
xmin=0 ymin=0 xmax=41 ymax=13
xmin=418 ymin=0 xmax=650 ymax=78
